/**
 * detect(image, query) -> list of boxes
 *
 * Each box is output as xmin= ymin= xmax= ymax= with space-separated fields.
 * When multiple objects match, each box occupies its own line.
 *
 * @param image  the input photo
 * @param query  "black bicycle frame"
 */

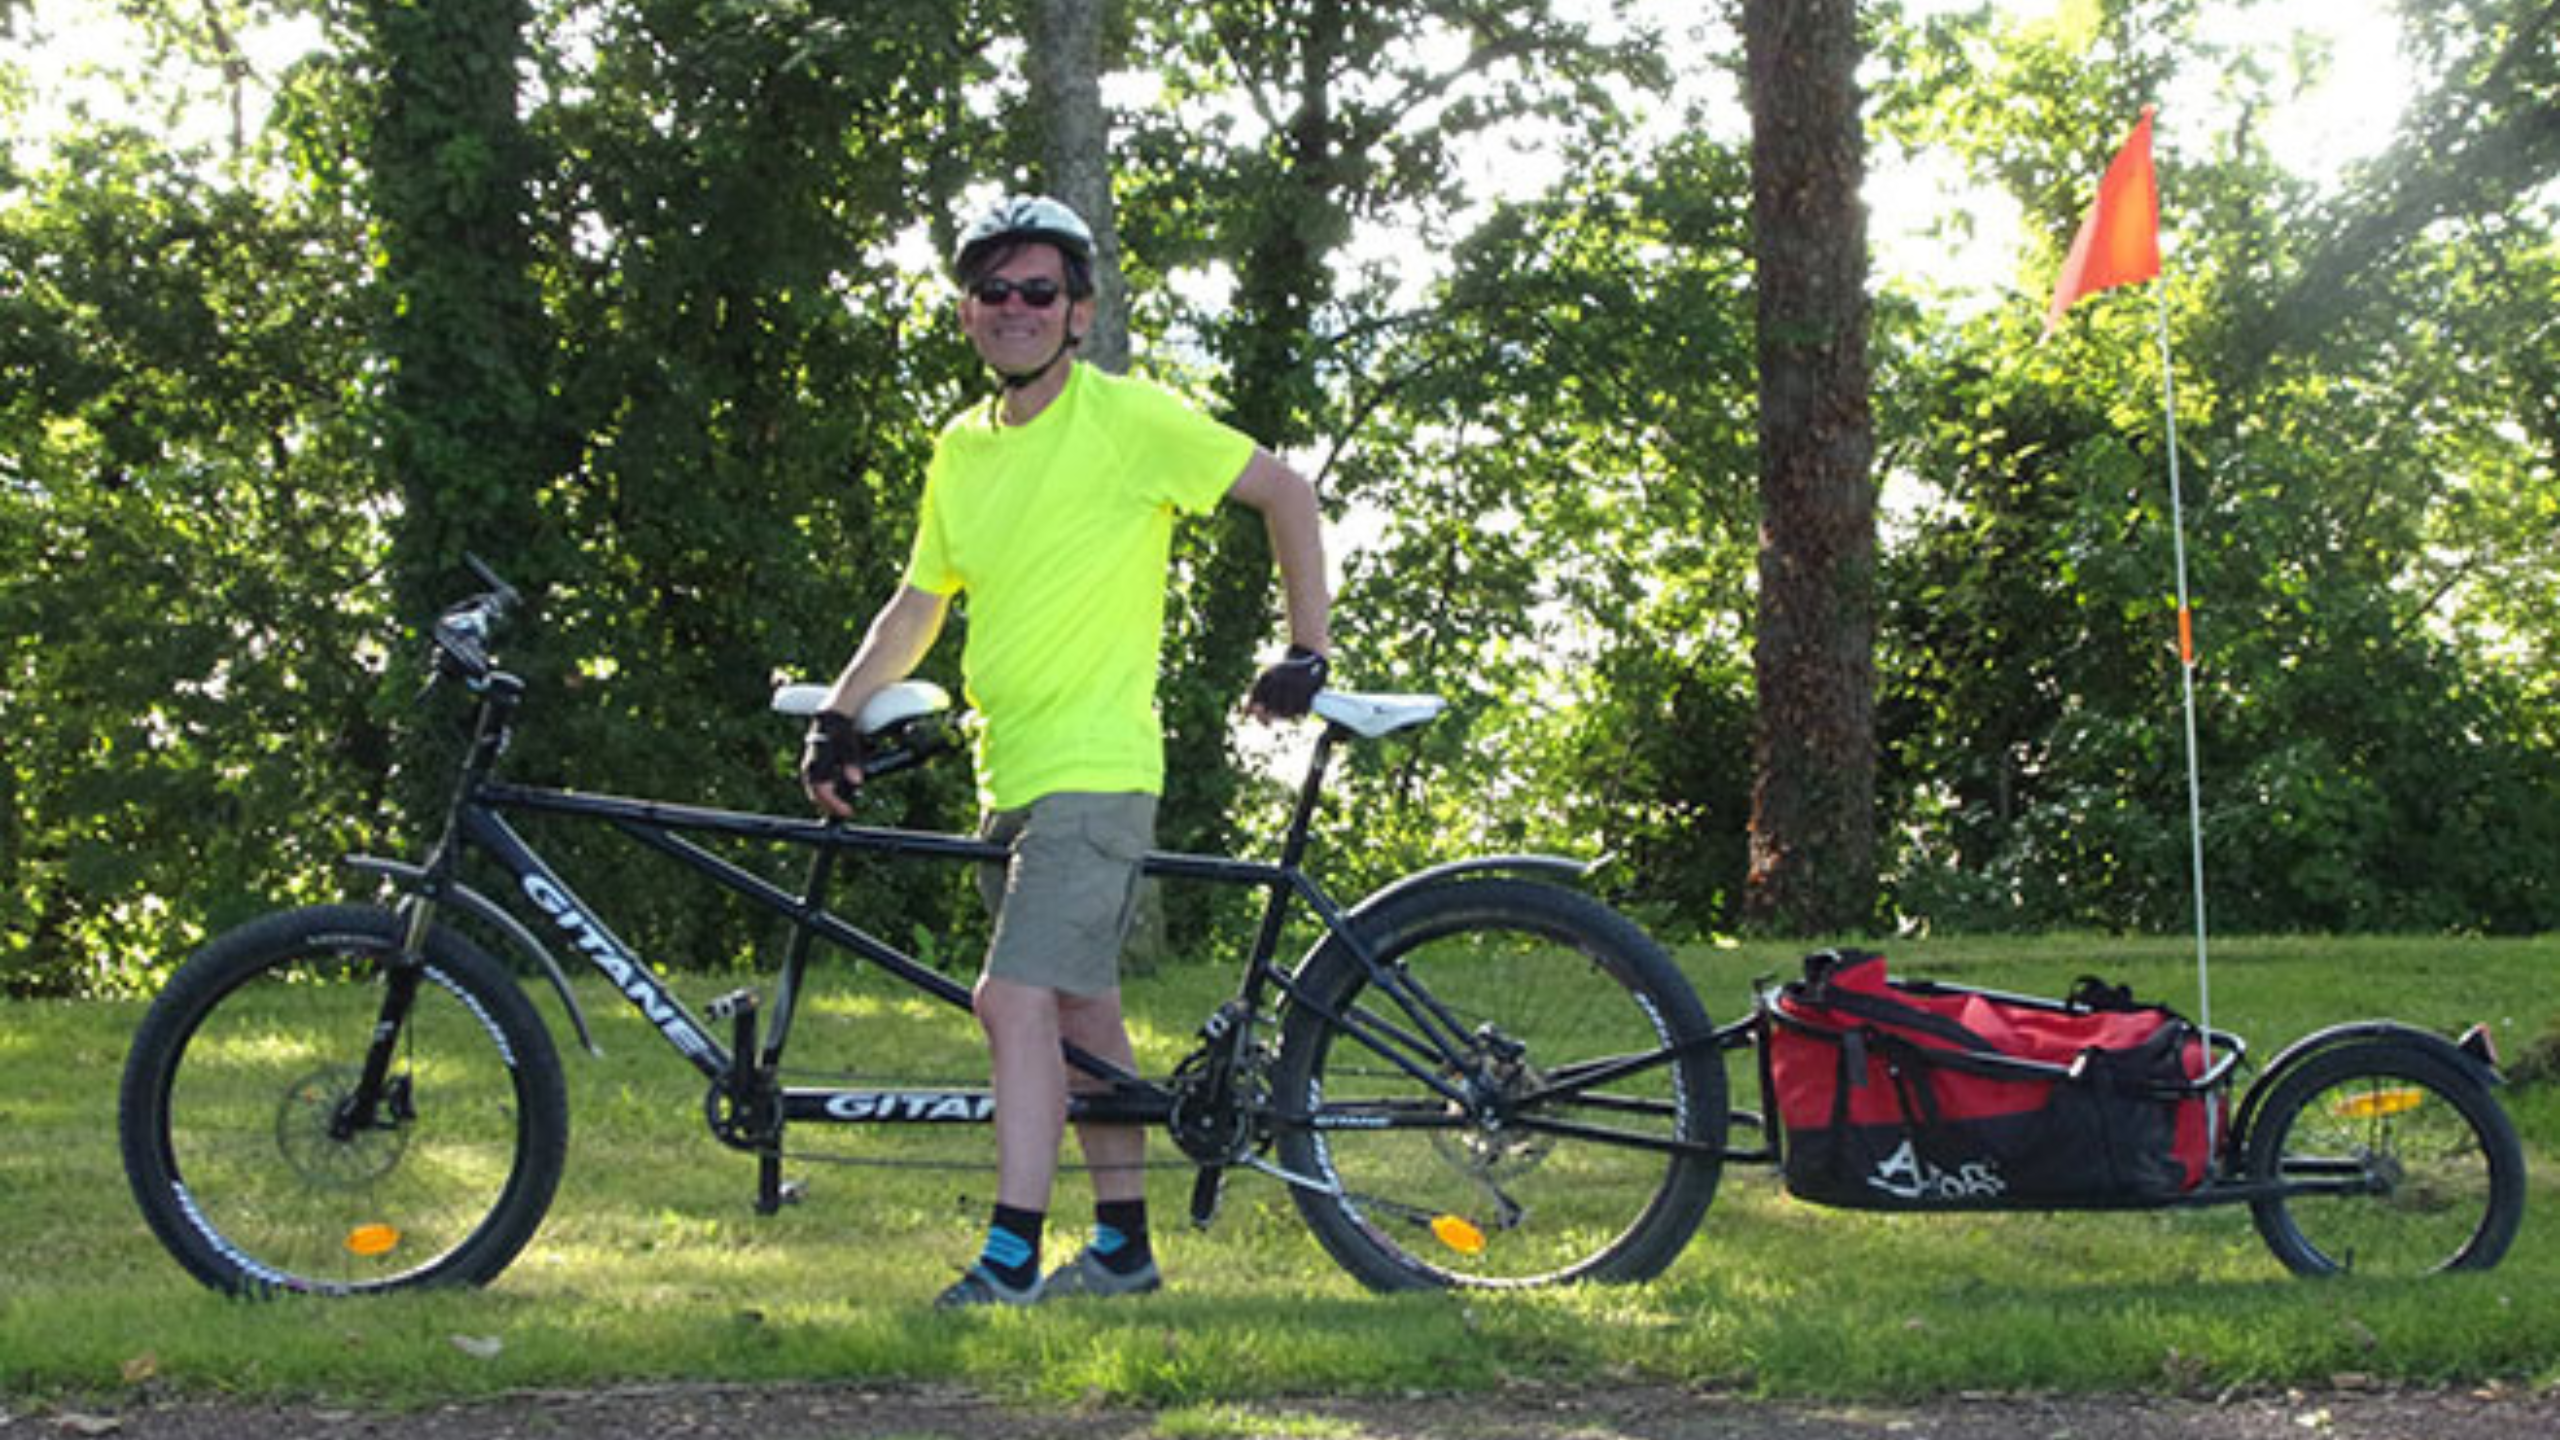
xmin=358 ymin=671 xmax=1719 ymax=1219
xmin=440 ymin=718 xmax=1532 ymax=1097
xmin=457 ymin=783 xmax=1333 ymax=1123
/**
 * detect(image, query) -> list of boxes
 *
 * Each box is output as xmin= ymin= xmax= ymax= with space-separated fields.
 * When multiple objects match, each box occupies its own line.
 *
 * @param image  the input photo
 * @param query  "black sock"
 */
xmin=977 ymin=1203 xmax=1043 ymax=1290
xmin=1091 ymin=1197 xmax=1152 ymax=1275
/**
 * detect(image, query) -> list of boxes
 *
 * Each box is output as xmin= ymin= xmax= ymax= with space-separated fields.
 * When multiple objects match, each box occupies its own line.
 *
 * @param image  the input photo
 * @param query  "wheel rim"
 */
xmin=160 ymin=948 xmax=528 ymax=1292
xmin=1299 ymin=915 xmax=1707 ymax=1286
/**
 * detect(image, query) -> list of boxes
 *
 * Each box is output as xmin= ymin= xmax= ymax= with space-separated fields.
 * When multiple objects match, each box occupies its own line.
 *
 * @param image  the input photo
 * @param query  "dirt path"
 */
xmin=16 ymin=1380 xmax=2558 ymax=1439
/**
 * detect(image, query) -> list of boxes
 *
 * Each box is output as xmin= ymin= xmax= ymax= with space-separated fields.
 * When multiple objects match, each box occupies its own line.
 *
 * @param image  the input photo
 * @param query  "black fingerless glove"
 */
xmin=1246 ymin=646 xmax=1329 ymax=719
xmin=800 ymin=711 xmax=868 ymax=803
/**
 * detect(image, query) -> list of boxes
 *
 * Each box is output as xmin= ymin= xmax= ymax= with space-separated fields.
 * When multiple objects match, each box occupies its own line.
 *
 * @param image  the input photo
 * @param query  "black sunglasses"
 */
xmin=969 ymin=276 xmax=1066 ymax=309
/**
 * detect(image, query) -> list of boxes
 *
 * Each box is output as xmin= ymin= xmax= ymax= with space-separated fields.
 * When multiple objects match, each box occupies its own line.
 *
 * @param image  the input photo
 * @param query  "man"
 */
xmin=800 ymin=195 xmax=1331 ymax=1308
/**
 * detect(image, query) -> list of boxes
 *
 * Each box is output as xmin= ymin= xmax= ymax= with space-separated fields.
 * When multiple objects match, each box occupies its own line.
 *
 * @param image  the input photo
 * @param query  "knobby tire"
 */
xmin=119 ymin=905 xmax=569 ymax=1295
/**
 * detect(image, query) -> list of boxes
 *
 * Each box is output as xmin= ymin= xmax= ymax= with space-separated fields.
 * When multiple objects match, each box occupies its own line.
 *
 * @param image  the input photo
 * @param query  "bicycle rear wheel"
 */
xmin=1272 ymin=878 xmax=1724 ymax=1290
xmin=119 ymin=905 xmax=568 ymax=1295
xmin=2243 ymin=1036 xmax=2523 ymax=1277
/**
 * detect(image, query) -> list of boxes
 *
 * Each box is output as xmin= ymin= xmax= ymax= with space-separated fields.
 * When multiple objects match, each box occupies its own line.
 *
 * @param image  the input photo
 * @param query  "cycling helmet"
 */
xmin=953 ymin=194 xmax=1096 ymax=297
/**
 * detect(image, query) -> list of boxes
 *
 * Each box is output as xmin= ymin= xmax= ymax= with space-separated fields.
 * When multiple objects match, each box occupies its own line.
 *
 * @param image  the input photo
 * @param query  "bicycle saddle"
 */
xmin=1311 ymin=690 xmax=1446 ymax=739
xmin=769 ymin=679 xmax=952 ymax=735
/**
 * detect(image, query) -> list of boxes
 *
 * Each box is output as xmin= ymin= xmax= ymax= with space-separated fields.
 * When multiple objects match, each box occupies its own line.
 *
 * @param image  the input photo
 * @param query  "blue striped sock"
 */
xmin=1092 ymin=1198 xmax=1151 ymax=1275
xmin=978 ymin=1205 xmax=1042 ymax=1290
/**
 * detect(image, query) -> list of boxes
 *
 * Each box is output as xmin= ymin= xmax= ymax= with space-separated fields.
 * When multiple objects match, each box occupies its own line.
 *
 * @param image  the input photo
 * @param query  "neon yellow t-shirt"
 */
xmin=904 ymin=364 xmax=1254 ymax=810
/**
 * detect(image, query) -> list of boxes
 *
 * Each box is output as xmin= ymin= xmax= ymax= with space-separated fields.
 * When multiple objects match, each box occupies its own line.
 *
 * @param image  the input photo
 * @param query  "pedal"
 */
xmin=1188 ymin=1165 xmax=1226 ymax=1229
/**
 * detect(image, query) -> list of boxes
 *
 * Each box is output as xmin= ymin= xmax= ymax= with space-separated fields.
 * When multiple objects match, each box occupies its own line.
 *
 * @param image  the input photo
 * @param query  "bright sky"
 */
xmin=8 ymin=0 xmax=2412 ymax=303
xmin=1873 ymin=0 xmax=2410 ymax=301
xmin=7 ymin=1 xmax=323 ymax=166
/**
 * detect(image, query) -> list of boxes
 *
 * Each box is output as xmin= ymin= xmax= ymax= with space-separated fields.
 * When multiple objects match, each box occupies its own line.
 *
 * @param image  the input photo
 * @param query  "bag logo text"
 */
xmin=1867 ymin=1139 xmax=2006 ymax=1202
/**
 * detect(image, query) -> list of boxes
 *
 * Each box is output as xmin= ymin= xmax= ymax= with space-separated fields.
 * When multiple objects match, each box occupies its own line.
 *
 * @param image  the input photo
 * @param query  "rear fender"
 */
xmin=1288 ymin=854 xmax=1602 ymax=983
xmin=2233 ymin=1019 xmax=2500 ymax=1146
xmin=1338 ymin=853 xmax=1600 ymax=919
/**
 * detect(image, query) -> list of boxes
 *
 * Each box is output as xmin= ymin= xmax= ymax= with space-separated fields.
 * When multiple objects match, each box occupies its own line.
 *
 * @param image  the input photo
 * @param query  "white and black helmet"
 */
xmin=953 ymin=194 xmax=1096 ymax=297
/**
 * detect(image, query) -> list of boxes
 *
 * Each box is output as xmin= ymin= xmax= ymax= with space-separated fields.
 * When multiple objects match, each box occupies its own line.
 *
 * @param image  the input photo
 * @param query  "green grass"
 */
xmin=7 ymin=930 xmax=2559 ymax=1408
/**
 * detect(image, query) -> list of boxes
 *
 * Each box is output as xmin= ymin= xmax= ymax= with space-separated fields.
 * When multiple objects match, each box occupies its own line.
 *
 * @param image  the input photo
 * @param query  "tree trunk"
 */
xmin=1740 ymin=0 xmax=1878 ymax=934
xmin=1154 ymin=0 xmax=1344 ymax=947
xmin=1025 ymin=0 xmax=1129 ymax=373
xmin=362 ymin=0 xmax=558 ymax=828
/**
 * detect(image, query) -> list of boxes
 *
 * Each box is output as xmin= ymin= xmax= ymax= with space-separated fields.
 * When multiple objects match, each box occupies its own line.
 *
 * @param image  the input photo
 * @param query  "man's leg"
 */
xmin=934 ymin=974 xmax=1065 ymax=1308
xmin=1059 ymin=988 xmax=1144 ymax=1201
xmin=977 ymin=975 xmax=1070 ymax=1210
xmin=1046 ymin=987 xmax=1159 ymax=1296
xmin=949 ymin=792 xmax=1156 ymax=1304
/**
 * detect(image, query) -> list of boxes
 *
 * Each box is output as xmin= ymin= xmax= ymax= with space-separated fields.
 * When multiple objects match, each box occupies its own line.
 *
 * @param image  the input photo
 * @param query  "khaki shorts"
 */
xmin=977 ymin=791 xmax=1157 ymax=997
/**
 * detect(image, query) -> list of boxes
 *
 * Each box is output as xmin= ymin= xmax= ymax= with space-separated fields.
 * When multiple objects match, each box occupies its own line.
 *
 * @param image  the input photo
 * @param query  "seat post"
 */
xmin=1275 ymin=722 xmax=1342 ymax=872
xmin=1232 ymin=722 xmax=1343 ymax=987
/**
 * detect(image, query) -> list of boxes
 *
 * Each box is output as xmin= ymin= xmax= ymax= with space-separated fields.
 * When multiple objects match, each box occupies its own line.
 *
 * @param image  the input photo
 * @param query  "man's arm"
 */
xmin=1226 ymin=448 xmax=1331 ymax=658
xmin=805 ymin=584 xmax=950 ymax=816
xmin=1226 ymin=449 xmax=1333 ymax=720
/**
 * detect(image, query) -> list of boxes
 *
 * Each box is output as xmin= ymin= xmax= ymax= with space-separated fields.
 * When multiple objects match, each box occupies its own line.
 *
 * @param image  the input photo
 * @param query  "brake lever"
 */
xmin=433 ymin=605 xmax=494 ymax=676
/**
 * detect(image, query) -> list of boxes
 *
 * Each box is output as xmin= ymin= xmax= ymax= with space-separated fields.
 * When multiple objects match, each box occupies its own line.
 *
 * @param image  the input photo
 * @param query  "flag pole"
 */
xmin=2046 ymin=103 xmax=2215 ymax=1154
xmin=2154 ymin=269 xmax=2215 ymax=1114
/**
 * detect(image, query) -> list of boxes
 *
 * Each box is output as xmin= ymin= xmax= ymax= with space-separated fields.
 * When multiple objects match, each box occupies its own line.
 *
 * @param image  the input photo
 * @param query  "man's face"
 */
xmin=958 ymin=243 xmax=1089 ymax=377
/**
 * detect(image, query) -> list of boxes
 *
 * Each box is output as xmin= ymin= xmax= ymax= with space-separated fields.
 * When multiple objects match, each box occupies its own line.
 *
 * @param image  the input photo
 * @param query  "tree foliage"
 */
xmin=1872 ymin=0 xmax=2560 ymax=934
xmin=5 ymin=0 xmax=2559 ymax=995
xmin=0 ymin=117 xmax=385 ymax=993
xmin=1123 ymin=0 xmax=1673 ymax=945
xmin=1311 ymin=128 xmax=1761 ymax=926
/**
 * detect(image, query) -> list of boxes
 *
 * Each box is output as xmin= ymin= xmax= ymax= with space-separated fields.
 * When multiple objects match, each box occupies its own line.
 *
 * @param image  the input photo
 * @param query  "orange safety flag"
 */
xmin=2044 ymin=106 xmax=2161 ymax=335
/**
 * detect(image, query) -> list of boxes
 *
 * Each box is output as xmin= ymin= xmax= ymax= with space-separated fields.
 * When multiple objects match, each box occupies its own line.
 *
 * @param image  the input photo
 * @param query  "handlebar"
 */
xmin=428 ymin=554 xmax=521 ymax=688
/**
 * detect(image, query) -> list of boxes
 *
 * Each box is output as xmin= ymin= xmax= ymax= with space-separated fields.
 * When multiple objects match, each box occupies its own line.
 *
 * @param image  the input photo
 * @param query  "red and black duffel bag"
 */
xmin=1764 ymin=950 xmax=2216 ymax=1210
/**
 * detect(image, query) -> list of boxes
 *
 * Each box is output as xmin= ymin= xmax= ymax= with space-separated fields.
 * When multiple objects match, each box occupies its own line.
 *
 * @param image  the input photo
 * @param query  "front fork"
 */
xmin=333 ymin=927 xmax=433 ymax=1141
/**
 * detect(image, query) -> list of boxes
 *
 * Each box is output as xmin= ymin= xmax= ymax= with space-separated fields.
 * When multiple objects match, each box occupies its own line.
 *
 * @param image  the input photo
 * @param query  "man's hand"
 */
xmin=800 ymin=711 xmax=869 ymax=816
xmin=1245 ymin=646 xmax=1328 ymax=721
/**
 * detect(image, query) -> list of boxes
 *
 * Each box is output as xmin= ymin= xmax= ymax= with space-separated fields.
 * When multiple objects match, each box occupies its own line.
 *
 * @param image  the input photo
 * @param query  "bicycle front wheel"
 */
xmin=1272 ymin=878 xmax=1724 ymax=1290
xmin=119 ymin=905 xmax=569 ymax=1295
xmin=2243 ymin=1036 xmax=2524 ymax=1277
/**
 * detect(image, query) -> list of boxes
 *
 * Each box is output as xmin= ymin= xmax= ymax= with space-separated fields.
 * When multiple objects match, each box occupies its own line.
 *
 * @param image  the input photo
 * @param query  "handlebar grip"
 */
xmin=462 ymin=553 xmax=521 ymax=616
xmin=858 ymin=746 xmax=922 ymax=782
xmin=430 ymin=610 xmax=494 ymax=682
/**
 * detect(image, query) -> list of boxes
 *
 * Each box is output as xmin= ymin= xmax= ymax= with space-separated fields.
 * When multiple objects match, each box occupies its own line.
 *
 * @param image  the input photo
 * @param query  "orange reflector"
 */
xmin=2334 ymin=1088 xmax=2425 ymax=1121
xmin=345 ymin=1223 xmax=402 ymax=1257
xmin=1429 ymin=1214 xmax=1486 ymax=1256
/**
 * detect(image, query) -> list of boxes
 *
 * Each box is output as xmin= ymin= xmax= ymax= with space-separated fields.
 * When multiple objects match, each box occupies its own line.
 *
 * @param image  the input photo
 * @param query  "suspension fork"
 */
xmin=338 ymin=675 xmax=526 ymax=1139
xmin=333 ymin=962 xmax=426 ymax=1139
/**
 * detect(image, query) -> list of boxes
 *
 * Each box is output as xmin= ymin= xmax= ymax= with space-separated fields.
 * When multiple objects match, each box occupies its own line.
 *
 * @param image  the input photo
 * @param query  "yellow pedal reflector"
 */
xmin=1429 ymin=1214 xmax=1486 ymax=1256
xmin=345 ymin=1223 xmax=402 ymax=1257
xmin=2334 ymin=1088 xmax=2425 ymax=1121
